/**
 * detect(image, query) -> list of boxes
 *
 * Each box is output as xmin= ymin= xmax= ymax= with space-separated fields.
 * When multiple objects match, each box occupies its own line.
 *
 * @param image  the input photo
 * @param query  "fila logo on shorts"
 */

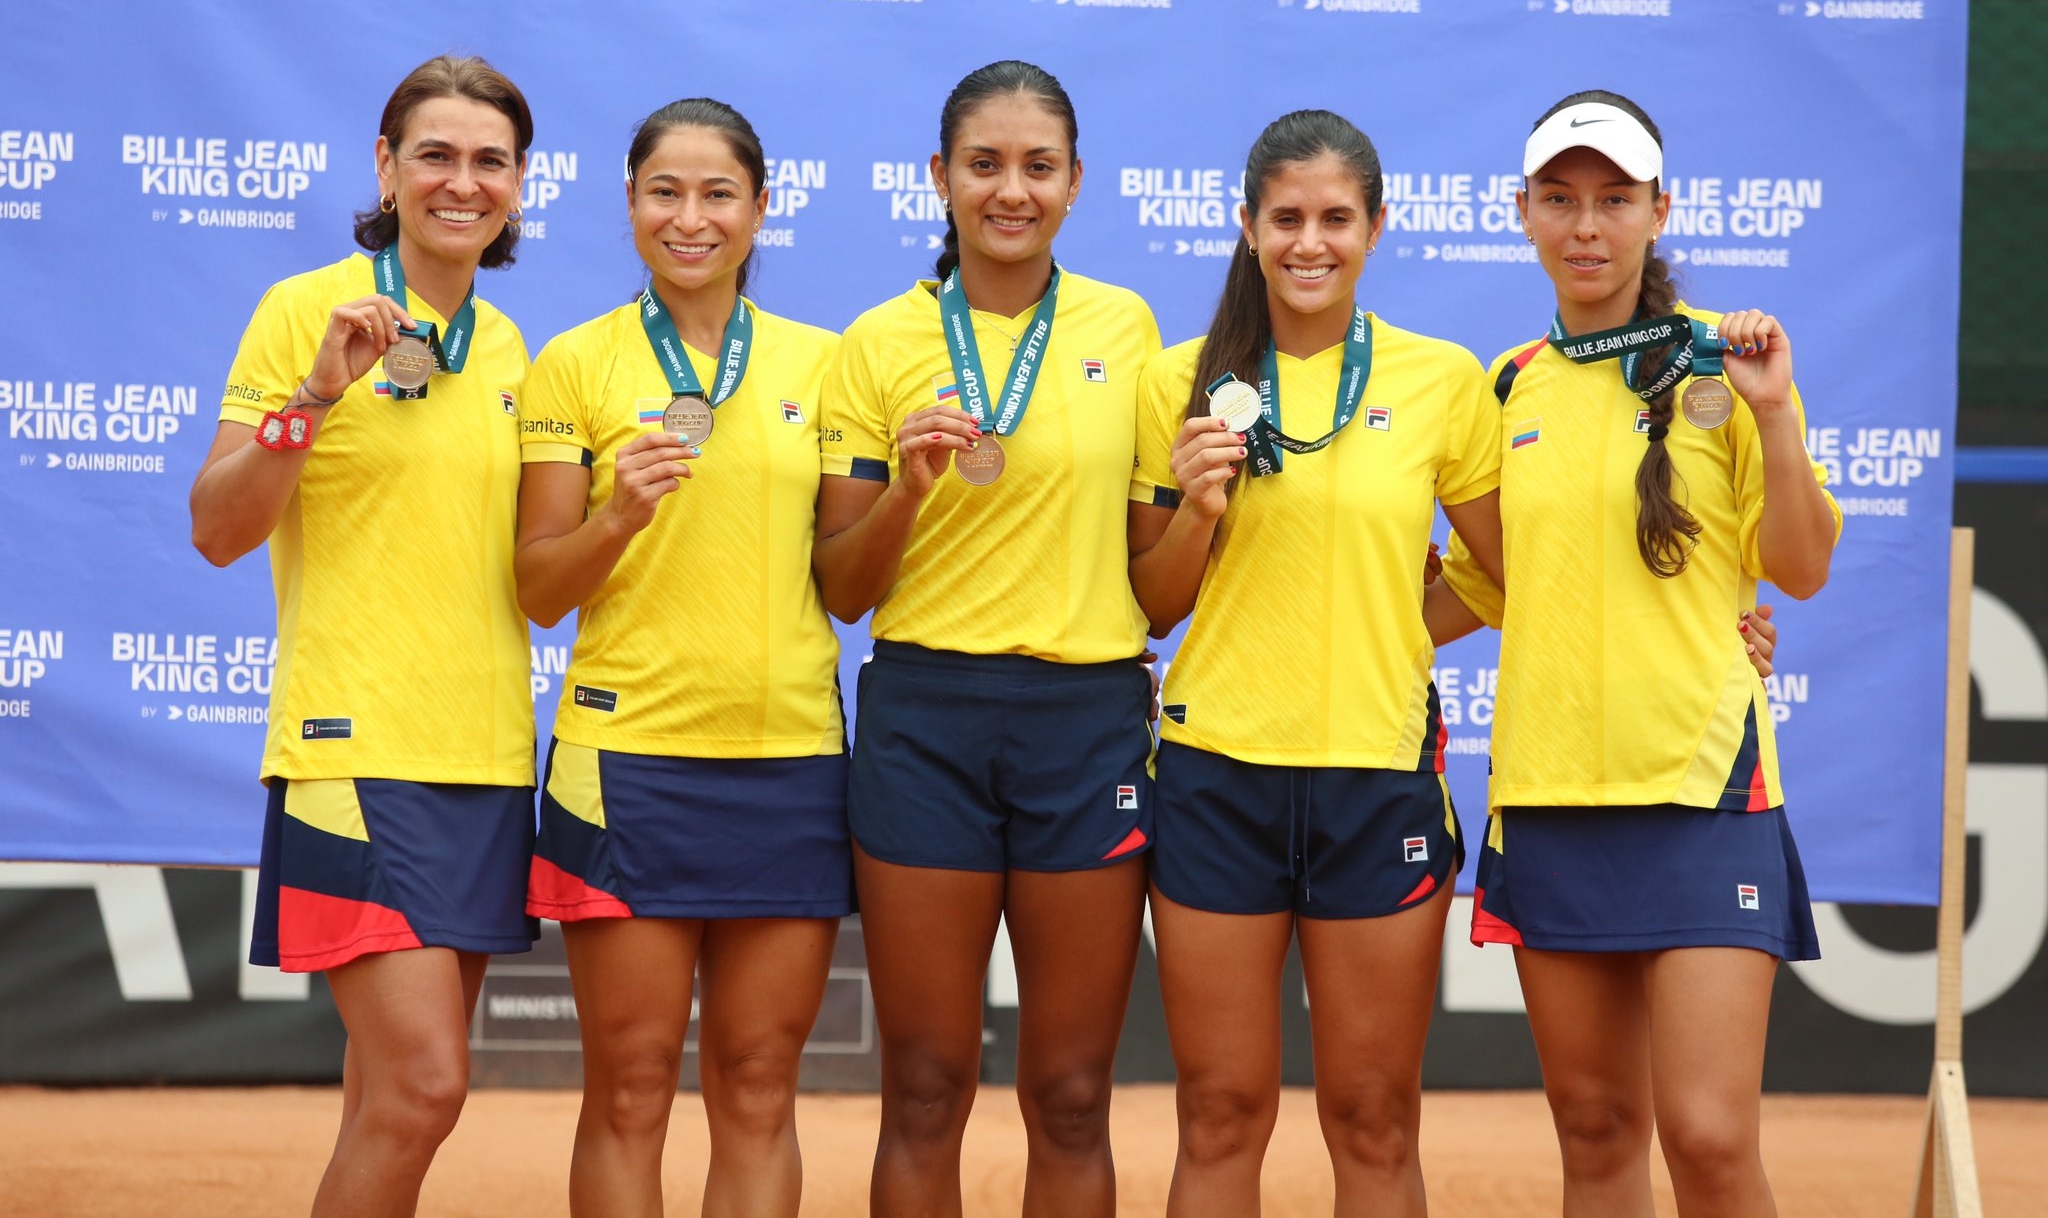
xmin=1082 ymin=358 xmax=1107 ymax=382
xmin=1738 ymin=884 xmax=1761 ymax=910
xmin=1403 ymin=836 xmax=1429 ymax=863
xmin=1115 ymin=784 xmax=1138 ymax=810
xmin=781 ymin=400 xmax=805 ymax=424
xmin=1366 ymin=406 xmax=1391 ymax=431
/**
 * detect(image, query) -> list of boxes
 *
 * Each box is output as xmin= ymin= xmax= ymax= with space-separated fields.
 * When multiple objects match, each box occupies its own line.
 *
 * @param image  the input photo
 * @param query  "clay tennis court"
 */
xmin=3 ymin=1085 xmax=2040 ymax=1215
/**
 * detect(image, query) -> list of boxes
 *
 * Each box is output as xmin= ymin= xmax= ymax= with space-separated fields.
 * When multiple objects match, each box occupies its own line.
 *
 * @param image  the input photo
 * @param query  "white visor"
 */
xmin=1522 ymin=102 xmax=1662 ymax=183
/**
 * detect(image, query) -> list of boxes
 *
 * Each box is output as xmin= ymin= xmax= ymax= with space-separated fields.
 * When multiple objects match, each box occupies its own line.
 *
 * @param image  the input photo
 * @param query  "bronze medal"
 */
xmin=955 ymin=433 xmax=1006 ymax=486
xmin=662 ymin=393 xmax=714 ymax=445
xmin=382 ymin=335 xmax=435 ymax=391
xmin=1681 ymin=378 xmax=1735 ymax=430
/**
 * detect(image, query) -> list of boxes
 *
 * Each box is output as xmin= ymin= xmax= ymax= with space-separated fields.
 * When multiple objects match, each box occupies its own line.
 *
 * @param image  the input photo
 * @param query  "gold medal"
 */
xmin=662 ymin=393 xmax=714 ymax=445
xmin=1681 ymin=378 xmax=1734 ymax=430
xmin=955 ymin=433 xmax=1006 ymax=486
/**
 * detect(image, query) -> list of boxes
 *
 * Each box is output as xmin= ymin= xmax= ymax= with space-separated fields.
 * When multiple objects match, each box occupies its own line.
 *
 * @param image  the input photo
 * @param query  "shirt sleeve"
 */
xmin=1436 ymin=348 xmax=1504 ymax=507
xmin=1731 ymin=379 xmax=1842 ymax=582
xmin=1441 ymin=532 xmax=1506 ymax=630
xmin=1130 ymin=342 xmax=1195 ymax=509
xmin=219 ymin=280 xmax=316 ymax=428
xmin=818 ymin=316 xmax=894 ymax=482
xmin=518 ymin=332 xmax=592 ymax=467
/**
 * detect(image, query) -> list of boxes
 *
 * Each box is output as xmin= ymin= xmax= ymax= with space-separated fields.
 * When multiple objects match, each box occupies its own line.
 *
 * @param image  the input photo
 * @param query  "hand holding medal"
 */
xmin=368 ymin=244 xmax=475 ymax=402
xmin=1169 ymin=412 xmax=1246 ymax=521
xmin=1712 ymin=308 xmax=1794 ymax=423
xmin=934 ymin=265 xmax=1060 ymax=488
xmin=600 ymin=432 xmax=696 ymax=535
xmin=308 ymin=294 xmax=419 ymax=403
xmin=894 ymin=406 xmax=984 ymax=498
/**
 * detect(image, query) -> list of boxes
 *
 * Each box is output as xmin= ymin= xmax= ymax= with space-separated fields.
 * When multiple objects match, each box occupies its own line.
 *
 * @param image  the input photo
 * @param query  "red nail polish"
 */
xmin=1739 ymin=621 xmax=1749 ymax=633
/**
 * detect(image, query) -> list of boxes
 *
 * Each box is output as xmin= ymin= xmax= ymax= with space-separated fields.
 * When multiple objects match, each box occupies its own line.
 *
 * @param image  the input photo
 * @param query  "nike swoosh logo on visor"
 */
xmin=1569 ymin=117 xmax=1614 ymax=127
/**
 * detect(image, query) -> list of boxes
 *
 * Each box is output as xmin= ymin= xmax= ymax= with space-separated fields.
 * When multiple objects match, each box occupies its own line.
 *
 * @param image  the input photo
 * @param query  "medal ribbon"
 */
xmin=937 ymin=264 xmax=1061 ymax=436
xmin=372 ymin=245 xmax=477 ymax=401
xmin=1211 ymin=307 xmax=1373 ymax=478
xmin=638 ymin=289 xmax=753 ymax=405
xmin=1547 ymin=311 xmax=1722 ymax=403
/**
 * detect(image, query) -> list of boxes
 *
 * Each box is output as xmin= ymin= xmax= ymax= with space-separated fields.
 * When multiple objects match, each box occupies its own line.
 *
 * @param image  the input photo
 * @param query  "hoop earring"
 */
xmin=941 ymin=197 xmax=951 ymax=214
xmin=1065 ymin=202 xmax=1073 ymax=216
xmin=379 ymin=194 xmax=395 ymax=214
xmin=1246 ymin=244 xmax=1257 ymax=257
xmin=506 ymin=208 xmax=523 ymax=226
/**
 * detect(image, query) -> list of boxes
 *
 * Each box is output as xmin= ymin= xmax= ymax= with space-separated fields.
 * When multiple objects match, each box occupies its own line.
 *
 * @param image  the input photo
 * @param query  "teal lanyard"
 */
xmin=372 ymin=245 xmax=476 ymax=400
xmin=638 ymin=289 xmax=753 ymax=403
xmin=1547 ymin=311 xmax=1722 ymax=401
xmin=937 ymin=264 xmax=1060 ymax=435
xmin=1210 ymin=307 xmax=1373 ymax=478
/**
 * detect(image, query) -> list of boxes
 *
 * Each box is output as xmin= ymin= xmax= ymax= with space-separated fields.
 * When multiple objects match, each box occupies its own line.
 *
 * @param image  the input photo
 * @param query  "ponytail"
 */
xmin=1185 ymin=236 xmax=1272 ymax=425
xmin=935 ymin=207 xmax=962 ymax=280
xmin=1630 ymin=248 xmax=1701 ymax=577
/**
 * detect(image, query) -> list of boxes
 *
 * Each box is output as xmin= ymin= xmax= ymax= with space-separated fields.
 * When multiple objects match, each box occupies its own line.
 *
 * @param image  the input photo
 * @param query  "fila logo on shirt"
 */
xmin=1082 ymin=358 xmax=1108 ymax=382
xmin=1634 ymin=409 xmax=1652 ymax=433
xmin=780 ymin=400 xmax=805 ymax=424
xmin=1366 ymin=406 xmax=1391 ymax=431
xmin=500 ymin=391 xmax=517 ymax=417
xmin=1403 ymin=836 xmax=1429 ymax=863
xmin=1115 ymin=784 xmax=1138 ymax=810
xmin=1738 ymin=884 xmax=1761 ymax=911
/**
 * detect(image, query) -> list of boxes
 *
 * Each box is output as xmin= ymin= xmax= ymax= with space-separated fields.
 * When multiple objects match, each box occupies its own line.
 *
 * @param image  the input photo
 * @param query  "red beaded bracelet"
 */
xmin=256 ymin=408 xmax=313 ymax=451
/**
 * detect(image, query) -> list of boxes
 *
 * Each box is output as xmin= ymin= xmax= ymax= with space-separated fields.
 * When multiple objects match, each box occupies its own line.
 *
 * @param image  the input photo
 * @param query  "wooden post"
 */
xmin=1911 ymin=527 xmax=1983 ymax=1218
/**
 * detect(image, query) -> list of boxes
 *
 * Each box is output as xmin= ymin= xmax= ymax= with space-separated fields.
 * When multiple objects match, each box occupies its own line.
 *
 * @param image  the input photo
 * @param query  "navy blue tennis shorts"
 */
xmin=1152 ymin=740 xmax=1462 ymax=919
xmin=848 ymin=641 xmax=1155 ymax=873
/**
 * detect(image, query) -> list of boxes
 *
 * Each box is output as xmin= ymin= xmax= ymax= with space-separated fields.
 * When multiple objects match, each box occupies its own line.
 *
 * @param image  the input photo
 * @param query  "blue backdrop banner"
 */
xmin=0 ymin=1 xmax=1964 ymax=905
